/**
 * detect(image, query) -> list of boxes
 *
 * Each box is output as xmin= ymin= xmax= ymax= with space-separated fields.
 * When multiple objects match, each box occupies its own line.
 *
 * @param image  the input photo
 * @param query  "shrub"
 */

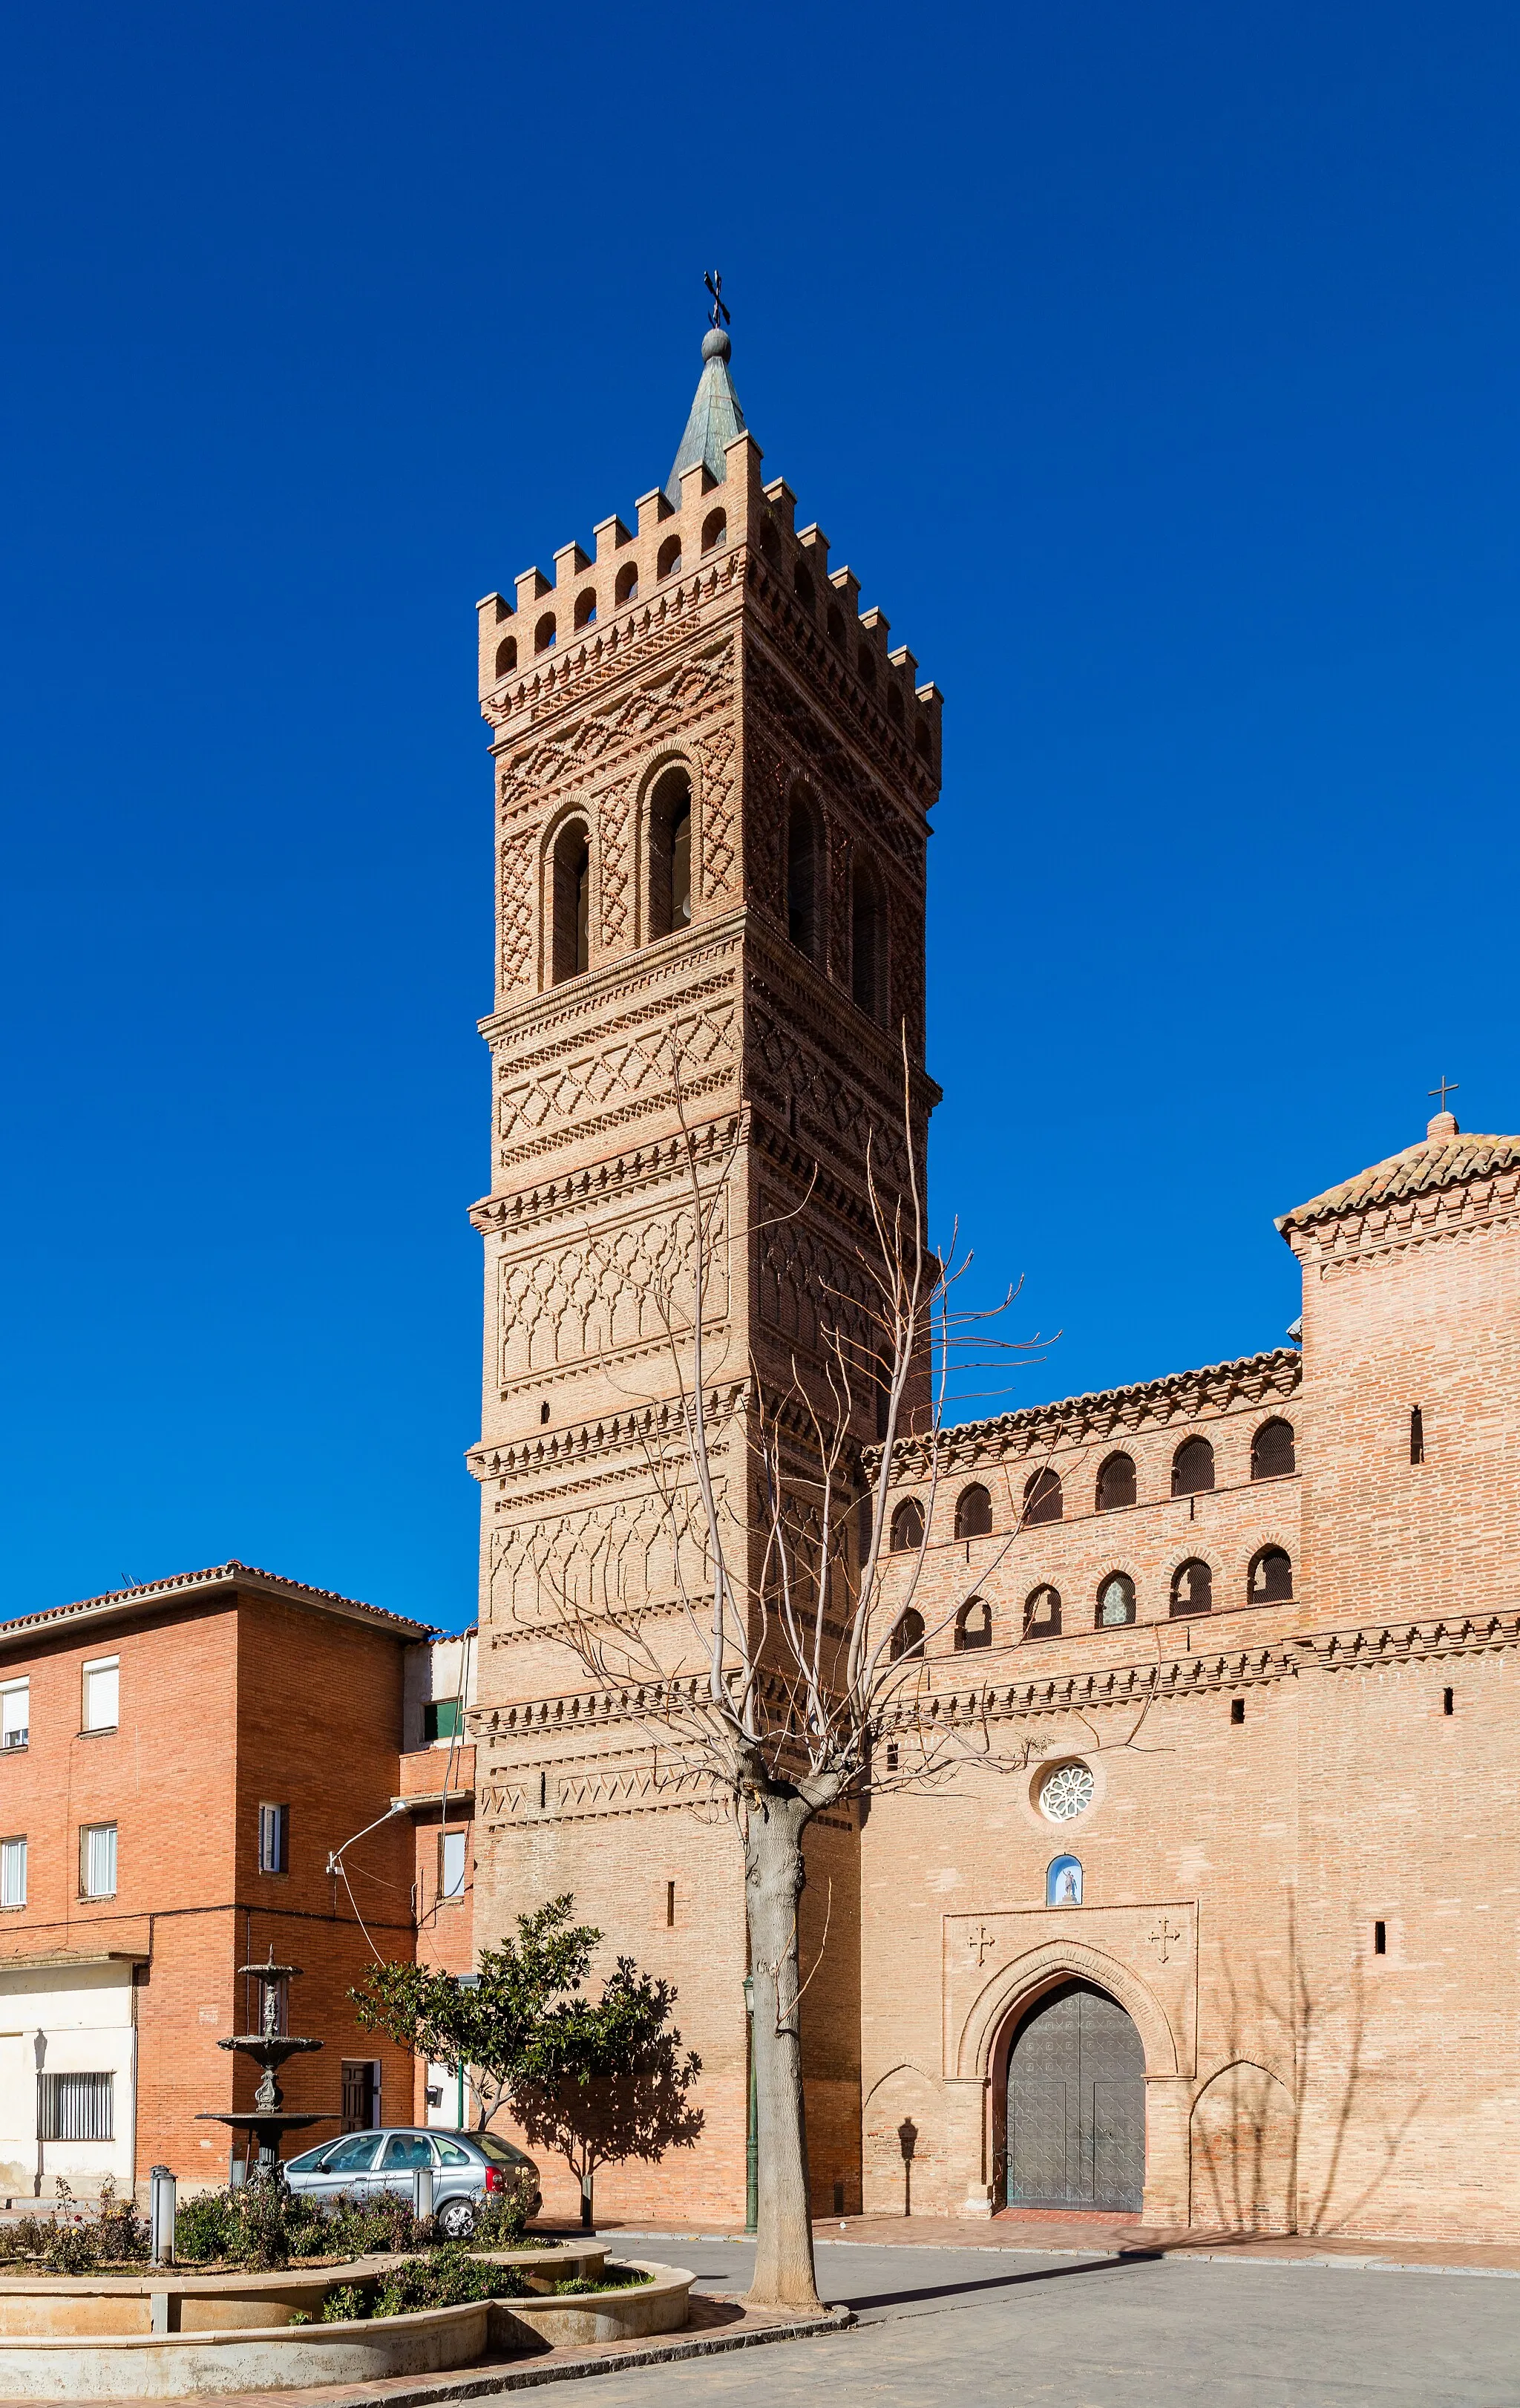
xmin=370 ymin=2246 xmax=528 ymax=2320
xmin=327 ymin=2191 xmax=428 ymax=2260
xmin=468 ymin=2189 xmax=531 ymax=2250
xmin=174 ymin=2192 xmax=239 ymax=2265
xmin=320 ymin=2284 xmax=367 ymax=2323
xmin=552 ymin=2267 xmax=652 ymax=2294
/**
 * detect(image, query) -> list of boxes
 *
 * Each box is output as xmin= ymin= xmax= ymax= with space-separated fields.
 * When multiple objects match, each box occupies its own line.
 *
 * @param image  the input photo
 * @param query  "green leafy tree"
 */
xmin=513 ymin=1958 xmax=703 ymax=2229
xmin=351 ymin=1895 xmax=598 ymax=2130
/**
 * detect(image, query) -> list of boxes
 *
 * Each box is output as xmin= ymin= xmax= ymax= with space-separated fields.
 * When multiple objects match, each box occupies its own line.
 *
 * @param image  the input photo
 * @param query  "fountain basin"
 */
xmin=0 ymin=2257 xmax=689 ymax=2396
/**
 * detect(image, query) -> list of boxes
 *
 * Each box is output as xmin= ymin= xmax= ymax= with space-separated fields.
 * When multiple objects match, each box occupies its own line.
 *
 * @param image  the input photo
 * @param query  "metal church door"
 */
xmin=1006 ymin=1980 xmax=1145 ymax=2211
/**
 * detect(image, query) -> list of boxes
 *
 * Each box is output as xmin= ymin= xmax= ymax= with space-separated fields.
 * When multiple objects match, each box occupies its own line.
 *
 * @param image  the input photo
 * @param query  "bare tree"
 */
xmin=520 ymin=1037 xmax=1081 ymax=2309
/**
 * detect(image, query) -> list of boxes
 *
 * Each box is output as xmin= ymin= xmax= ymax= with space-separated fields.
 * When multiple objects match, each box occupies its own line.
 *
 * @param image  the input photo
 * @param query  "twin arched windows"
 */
xmin=646 ymin=767 xmax=692 ymax=942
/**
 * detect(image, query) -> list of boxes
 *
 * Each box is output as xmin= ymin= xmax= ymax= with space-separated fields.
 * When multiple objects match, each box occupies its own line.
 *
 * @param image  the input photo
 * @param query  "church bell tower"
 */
xmin=464 ymin=309 xmax=941 ymax=2219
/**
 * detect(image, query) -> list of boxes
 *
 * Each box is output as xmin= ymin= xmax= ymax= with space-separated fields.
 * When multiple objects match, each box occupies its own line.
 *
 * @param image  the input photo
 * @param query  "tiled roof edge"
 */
xmin=0 ymin=1561 xmax=433 ymax=1645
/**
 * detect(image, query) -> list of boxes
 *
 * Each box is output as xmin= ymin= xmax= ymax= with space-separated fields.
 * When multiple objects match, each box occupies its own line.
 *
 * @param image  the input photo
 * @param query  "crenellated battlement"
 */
xmin=476 ymin=428 xmax=941 ymax=781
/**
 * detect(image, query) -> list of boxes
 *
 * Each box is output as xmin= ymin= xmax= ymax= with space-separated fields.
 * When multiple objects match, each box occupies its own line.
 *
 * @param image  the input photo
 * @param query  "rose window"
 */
xmin=1040 ymin=1761 xmax=1095 ymax=1822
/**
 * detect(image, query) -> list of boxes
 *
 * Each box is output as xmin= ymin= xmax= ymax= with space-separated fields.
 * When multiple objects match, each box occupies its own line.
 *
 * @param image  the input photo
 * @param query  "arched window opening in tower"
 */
xmin=534 ymin=612 xmax=557 ymax=654
xmin=787 ymin=796 xmax=821 ymax=963
xmin=915 ymin=719 xmax=931 ymax=760
xmin=1172 ymin=1436 xmax=1215 ymax=1496
xmin=549 ymin=821 xmax=591 ymax=984
xmin=1096 ymin=1572 xmax=1136 ymax=1627
xmin=1023 ymin=1467 xmax=1063 ymax=1526
xmin=495 ymin=635 xmax=517 ymax=678
xmin=1095 ymin=1451 xmax=1136 ymax=1511
xmin=701 ymin=508 xmax=727 ymax=554
xmin=857 ymin=644 xmax=877 ymax=687
xmin=646 ymin=766 xmax=693 ymax=942
xmin=1170 ymin=1558 xmax=1213 ymax=1617
xmin=954 ymin=1483 xmax=992 ymax=1540
xmin=887 ymin=682 xmax=904 ymax=726
xmin=955 ymin=1598 xmax=992 ymax=1651
xmin=1023 ymin=1585 xmax=1062 ymax=1640
xmin=574 ymin=589 xmax=597 ymax=629
xmin=1251 ymin=1419 xmax=1296 ymax=1480
xmin=851 ymin=854 xmax=887 ymax=1021
xmin=657 ymin=535 xmax=683 ymax=580
xmin=793 ymin=562 xmax=816 ymax=612
xmin=615 ymin=561 xmax=638 ymax=606
xmin=889 ymin=1609 xmax=926 ymax=1663
xmin=889 ymin=1498 xmax=925 ymax=1554
xmin=760 ymin=521 xmax=782 ymax=566
xmin=1248 ymin=1546 xmax=1293 ymax=1603
xmin=828 ymin=605 xmax=846 ymax=647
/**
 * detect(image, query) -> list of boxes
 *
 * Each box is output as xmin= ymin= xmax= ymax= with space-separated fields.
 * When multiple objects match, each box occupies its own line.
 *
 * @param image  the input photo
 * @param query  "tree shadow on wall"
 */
xmin=1193 ymin=1901 xmax=1425 ymax=2237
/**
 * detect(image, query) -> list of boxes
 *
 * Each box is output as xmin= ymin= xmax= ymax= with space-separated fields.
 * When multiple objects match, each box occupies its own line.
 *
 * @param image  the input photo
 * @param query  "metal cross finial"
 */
xmin=704 ymin=269 xmax=730 ymax=330
xmin=1428 ymin=1075 xmax=1460 ymax=1115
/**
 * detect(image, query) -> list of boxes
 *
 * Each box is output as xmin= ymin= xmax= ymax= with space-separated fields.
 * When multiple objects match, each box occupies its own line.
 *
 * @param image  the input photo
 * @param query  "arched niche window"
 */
xmin=1023 ymin=1467 xmax=1063 ymax=1527
xmin=857 ymin=643 xmax=877 ymax=687
xmin=494 ymin=635 xmax=517 ymax=678
xmin=955 ymin=1597 xmax=992 ymax=1652
xmin=1172 ymin=1436 xmax=1215 ymax=1497
xmin=574 ymin=589 xmax=597 ymax=629
xmin=701 ymin=508 xmax=727 ymax=554
xmin=1248 ymin=1546 xmax=1293 ymax=1603
xmin=889 ymin=1609 xmax=926 ymax=1663
xmin=534 ymin=612 xmax=557 ymax=654
xmin=1096 ymin=1572 xmax=1136 ymax=1628
xmin=548 ymin=818 xmax=590 ymax=984
xmin=887 ymin=682 xmax=904 ymax=726
xmin=851 ymin=854 xmax=887 ymax=1022
xmin=1023 ymin=1584 xmax=1062 ymax=1640
xmin=656 ymin=535 xmax=682 ymax=580
xmin=828 ymin=604 xmax=846 ymax=647
xmin=1170 ymin=1558 xmax=1213 ymax=1617
xmin=786 ymin=795 xmax=822 ymax=963
xmin=615 ymin=562 xmax=638 ymax=606
xmin=1251 ymin=1419 xmax=1296 ymax=1480
xmin=889 ymin=1498 xmax=924 ymax=1554
xmin=793 ymin=562 xmax=816 ymax=612
xmin=1046 ymin=1854 xmax=1083 ymax=1906
xmin=645 ymin=765 xmax=692 ymax=942
xmin=760 ymin=522 xmax=782 ymax=566
xmin=954 ymin=1483 xmax=992 ymax=1540
xmin=1095 ymin=1452 xmax=1136 ymax=1511
xmin=915 ymin=719 xmax=931 ymax=761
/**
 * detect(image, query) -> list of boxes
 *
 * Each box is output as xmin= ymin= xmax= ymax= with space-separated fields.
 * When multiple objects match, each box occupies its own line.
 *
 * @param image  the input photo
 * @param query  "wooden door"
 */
xmin=1007 ymin=1980 xmax=1145 ymax=2211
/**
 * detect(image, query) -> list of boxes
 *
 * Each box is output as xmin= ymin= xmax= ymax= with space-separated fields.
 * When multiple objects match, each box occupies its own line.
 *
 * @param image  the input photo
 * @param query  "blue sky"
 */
xmin=3 ymin=3 xmax=1518 ymax=1629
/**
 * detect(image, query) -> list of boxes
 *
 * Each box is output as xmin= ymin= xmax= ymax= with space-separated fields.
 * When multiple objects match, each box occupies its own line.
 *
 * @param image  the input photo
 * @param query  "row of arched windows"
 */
xmin=887 ymin=1546 xmax=1294 ymax=1659
xmin=494 ymin=512 xmax=734 ymax=680
xmin=887 ymin=1421 xmax=1297 ymax=1550
xmin=785 ymin=792 xmax=889 ymax=1024
xmin=758 ymin=526 xmax=934 ymax=760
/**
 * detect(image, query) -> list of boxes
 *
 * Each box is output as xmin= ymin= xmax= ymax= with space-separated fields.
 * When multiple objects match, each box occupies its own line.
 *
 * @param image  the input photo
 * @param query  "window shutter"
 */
xmin=0 ymin=1686 xmax=27 ymax=1749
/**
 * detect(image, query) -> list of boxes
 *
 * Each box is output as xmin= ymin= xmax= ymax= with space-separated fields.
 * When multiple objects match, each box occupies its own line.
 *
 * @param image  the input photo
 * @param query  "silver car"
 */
xmin=285 ymin=2126 xmax=541 ymax=2240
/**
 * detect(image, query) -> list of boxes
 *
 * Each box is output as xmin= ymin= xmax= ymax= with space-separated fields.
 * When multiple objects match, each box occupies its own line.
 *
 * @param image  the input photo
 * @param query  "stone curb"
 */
xmin=279 ymin=2303 xmax=856 ymax=2407
xmin=602 ymin=2230 xmax=1520 ymax=2283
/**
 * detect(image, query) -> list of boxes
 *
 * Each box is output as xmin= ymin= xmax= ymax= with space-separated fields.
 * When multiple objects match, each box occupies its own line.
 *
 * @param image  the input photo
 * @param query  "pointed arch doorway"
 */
xmin=1005 ymin=1978 xmax=1146 ymax=2211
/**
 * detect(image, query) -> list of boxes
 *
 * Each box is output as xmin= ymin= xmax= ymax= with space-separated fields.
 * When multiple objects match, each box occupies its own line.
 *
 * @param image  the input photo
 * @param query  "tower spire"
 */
xmin=666 ymin=273 xmax=746 ymax=504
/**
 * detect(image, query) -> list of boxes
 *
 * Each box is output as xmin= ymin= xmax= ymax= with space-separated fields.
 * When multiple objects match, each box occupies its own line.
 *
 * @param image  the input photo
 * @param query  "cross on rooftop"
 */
xmin=704 ymin=269 xmax=730 ymax=330
xmin=1428 ymin=1075 xmax=1460 ymax=1115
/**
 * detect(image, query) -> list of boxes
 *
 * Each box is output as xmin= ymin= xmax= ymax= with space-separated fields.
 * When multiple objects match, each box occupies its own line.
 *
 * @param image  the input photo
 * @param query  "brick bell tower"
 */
xmin=463 ymin=312 xmax=942 ymax=2221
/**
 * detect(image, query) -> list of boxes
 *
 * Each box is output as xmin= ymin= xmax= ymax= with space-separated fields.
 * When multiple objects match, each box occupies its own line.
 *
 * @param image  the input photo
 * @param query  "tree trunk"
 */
xmin=579 ymin=2172 xmax=594 ymax=2231
xmin=743 ymin=1787 xmax=820 ymax=2311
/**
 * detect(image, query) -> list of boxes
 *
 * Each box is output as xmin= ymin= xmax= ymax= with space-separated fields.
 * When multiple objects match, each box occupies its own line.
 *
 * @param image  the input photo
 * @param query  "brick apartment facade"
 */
xmin=459 ymin=324 xmax=1520 ymax=2242
xmin=0 ymin=1565 xmax=471 ymax=2199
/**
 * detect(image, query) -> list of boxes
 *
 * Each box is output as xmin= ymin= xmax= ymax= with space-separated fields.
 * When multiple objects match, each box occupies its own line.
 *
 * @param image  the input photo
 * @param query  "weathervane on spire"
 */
xmin=704 ymin=269 xmax=730 ymax=331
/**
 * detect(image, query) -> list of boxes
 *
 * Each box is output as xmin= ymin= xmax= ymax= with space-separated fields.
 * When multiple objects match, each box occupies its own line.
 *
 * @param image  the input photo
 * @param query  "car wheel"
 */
xmin=436 ymin=2199 xmax=476 ymax=2241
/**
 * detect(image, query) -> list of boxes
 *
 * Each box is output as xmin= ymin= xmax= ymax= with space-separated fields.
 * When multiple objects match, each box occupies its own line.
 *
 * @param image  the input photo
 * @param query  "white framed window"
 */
xmin=0 ymin=1837 xmax=25 ymax=1909
xmin=439 ymin=1828 xmax=467 ymax=1901
xmin=39 ymin=2072 xmax=112 ymax=2142
xmin=1 ymin=1682 xmax=29 ymax=1752
xmin=82 ymin=1658 xmax=119 ymax=1734
xmin=258 ymin=1803 xmax=289 ymax=1876
xmin=79 ymin=1822 xmax=117 ymax=1899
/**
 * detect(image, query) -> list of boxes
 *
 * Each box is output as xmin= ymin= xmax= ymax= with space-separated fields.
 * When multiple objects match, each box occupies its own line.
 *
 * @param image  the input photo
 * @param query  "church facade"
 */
xmin=465 ymin=326 xmax=1520 ymax=2242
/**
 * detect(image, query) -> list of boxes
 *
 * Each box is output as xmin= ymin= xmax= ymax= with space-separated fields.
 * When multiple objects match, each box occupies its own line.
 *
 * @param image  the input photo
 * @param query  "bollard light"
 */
xmin=149 ymin=2165 xmax=177 ymax=2265
xmin=412 ymin=2165 xmax=434 ymax=2225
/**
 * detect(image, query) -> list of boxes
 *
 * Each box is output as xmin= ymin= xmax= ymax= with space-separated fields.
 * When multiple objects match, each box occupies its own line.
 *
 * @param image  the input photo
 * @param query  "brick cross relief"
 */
xmin=1149 ymin=1917 xmax=1182 ymax=1964
xmin=968 ymin=1925 xmax=998 ymax=1967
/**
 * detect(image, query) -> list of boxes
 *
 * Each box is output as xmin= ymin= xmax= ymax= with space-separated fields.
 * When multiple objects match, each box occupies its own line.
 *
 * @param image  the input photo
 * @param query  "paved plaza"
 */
xmin=583 ymin=2236 xmax=1520 ymax=2408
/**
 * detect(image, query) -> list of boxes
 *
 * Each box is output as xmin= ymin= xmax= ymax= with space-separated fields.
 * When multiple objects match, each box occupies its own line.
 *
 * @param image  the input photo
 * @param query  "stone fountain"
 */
xmin=197 ymin=1951 xmax=334 ymax=2176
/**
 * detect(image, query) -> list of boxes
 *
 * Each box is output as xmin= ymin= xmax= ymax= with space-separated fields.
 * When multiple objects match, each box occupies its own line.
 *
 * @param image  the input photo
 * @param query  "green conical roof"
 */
xmin=666 ymin=327 xmax=746 ymax=504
